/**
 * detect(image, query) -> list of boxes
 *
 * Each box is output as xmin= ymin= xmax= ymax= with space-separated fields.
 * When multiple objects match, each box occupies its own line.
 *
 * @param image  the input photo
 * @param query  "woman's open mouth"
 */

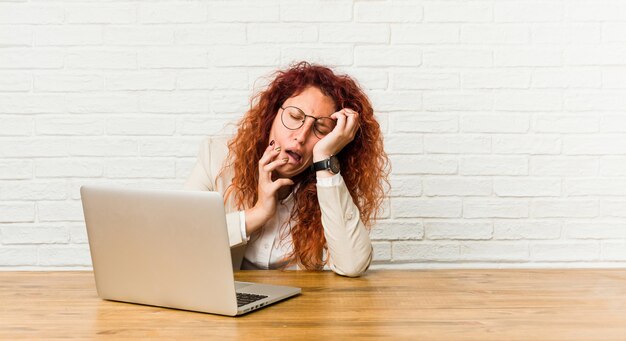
xmin=285 ymin=150 xmax=302 ymax=165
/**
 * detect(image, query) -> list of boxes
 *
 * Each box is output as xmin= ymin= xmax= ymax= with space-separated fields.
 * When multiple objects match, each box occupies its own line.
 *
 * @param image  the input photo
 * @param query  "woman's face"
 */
xmin=268 ymin=86 xmax=336 ymax=179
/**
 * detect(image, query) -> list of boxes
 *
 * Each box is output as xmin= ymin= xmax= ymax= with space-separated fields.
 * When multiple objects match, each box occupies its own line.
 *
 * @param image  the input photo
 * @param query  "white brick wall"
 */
xmin=1 ymin=0 xmax=626 ymax=270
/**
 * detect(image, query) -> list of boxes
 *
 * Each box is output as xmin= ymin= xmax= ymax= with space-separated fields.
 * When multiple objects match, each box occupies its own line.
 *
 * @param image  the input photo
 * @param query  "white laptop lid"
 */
xmin=81 ymin=185 xmax=239 ymax=316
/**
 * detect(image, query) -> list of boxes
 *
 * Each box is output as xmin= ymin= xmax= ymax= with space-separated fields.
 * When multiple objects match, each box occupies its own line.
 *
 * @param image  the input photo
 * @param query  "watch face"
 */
xmin=329 ymin=156 xmax=341 ymax=173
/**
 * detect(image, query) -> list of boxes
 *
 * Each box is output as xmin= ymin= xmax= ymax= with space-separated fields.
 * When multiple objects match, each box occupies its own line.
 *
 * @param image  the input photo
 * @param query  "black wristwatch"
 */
xmin=311 ymin=155 xmax=341 ymax=174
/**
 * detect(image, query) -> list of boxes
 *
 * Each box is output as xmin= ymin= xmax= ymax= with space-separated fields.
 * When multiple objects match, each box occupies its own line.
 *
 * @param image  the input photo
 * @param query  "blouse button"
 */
xmin=346 ymin=210 xmax=353 ymax=220
xmin=264 ymin=243 xmax=269 ymax=250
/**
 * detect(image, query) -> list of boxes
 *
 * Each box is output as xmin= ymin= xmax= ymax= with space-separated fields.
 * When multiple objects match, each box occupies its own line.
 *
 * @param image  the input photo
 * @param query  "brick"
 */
xmin=106 ymin=158 xmax=176 ymax=179
xmin=0 ymin=138 xmax=68 ymax=158
xmin=280 ymin=1 xmax=351 ymax=22
xmin=0 ymin=181 xmax=66 ymax=200
xmin=138 ymin=48 xmax=208 ymax=69
xmin=530 ymin=242 xmax=599 ymax=261
xmin=530 ymin=156 xmax=598 ymax=176
xmin=494 ymin=91 xmax=562 ymax=111
xmin=37 ymin=200 xmax=84 ymax=222
xmin=423 ymin=177 xmax=491 ymax=196
xmin=67 ymin=138 xmax=138 ymax=157
xmin=566 ymin=47 xmax=626 ymax=66
xmin=247 ymin=24 xmax=316 ymax=43
xmin=462 ymin=70 xmax=530 ymax=89
xmin=175 ymin=24 xmax=246 ymax=45
xmin=106 ymin=71 xmax=176 ymax=91
xmin=282 ymin=46 xmax=353 ymax=67
xmin=601 ymin=199 xmax=626 ymax=218
xmin=67 ymin=94 xmax=138 ymax=114
xmin=463 ymin=198 xmax=529 ymax=218
xmin=355 ymin=1 xmax=422 ymax=23
xmin=603 ymin=69 xmax=626 ymax=89
xmin=565 ymin=222 xmax=626 ymax=239
xmin=392 ymin=198 xmax=462 ymax=218
xmin=34 ymin=25 xmax=102 ymax=46
xmin=0 ymin=202 xmax=35 ymax=223
xmin=563 ymin=135 xmax=626 ymax=155
xmin=0 ymin=94 xmax=65 ymax=113
xmin=391 ymin=113 xmax=457 ymax=133
xmin=0 ymin=160 xmax=32 ymax=179
xmin=423 ymin=48 xmax=492 ymax=67
xmin=0 ymin=246 xmax=38 ymax=266
xmin=36 ymin=116 xmax=104 ymax=136
xmin=65 ymin=4 xmax=136 ymax=24
xmin=495 ymin=2 xmax=562 ymax=22
xmin=372 ymin=242 xmax=391 ymax=261
xmin=208 ymin=1 xmax=279 ymax=22
xmin=371 ymin=220 xmax=424 ymax=241
xmin=601 ymin=241 xmax=626 ymax=261
xmin=68 ymin=223 xmax=88 ymax=244
xmin=494 ymin=178 xmax=561 ymax=197
xmin=337 ymin=67 xmax=388 ymax=90
xmin=495 ymin=48 xmax=561 ymax=67
xmin=384 ymin=134 xmax=423 ymax=155
xmin=355 ymin=46 xmax=422 ymax=66
xmin=35 ymin=158 xmax=103 ymax=178
xmin=425 ymin=135 xmax=490 ymax=154
xmin=461 ymin=24 xmax=528 ymax=44
xmin=389 ymin=155 xmax=457 ymax=175
xmin=425 ymin=221 xmax=492 ymax=240
xmin=392 ymin=24 xmax=458 ymax=44
xmin=565 ymin=91 xmax=626 ymax=111
xmin=139 ymin=138 xmax=199 ymax=157
xmin=34 ymin=73 xmax=104 ymax=92
xmin=492 ymin=135 xmax=561 ymax=155
xmin=0 ymin=48 xmax=62 ymax=69
xmin=211 ymin=46 xmax=280 ymax=66
xmin=209 ymin=90 xmax=251 ymax=115
xmin=565 ymin=2 xmax=626 ymax=21
xmin=392 ymin=241 xmax=459 ymax=261
xmin=461 ymin=113 xmax=530 ymax=133
xmin=105 ymin=26 xmax=175 ymax=45
xmin=320 ymin=24 xmax=387 ymax=43
xmin=139 ymin=2 xmax=207 ymax=24
xmin=425 ymin=2 xmax=492 ymax=23
xmin=600 ymin=157 xmax=626 ymax=176
xmin=0 ymin=5 xmax=63 ymax=24
xmin=393 ymin=72 xmax=459 ymax=90
xmin=564 ymin=179 xmax=626 ymax=196
xmin=176 ymin=116 xmax=236 ymax=136
xmin=0 ymin=224 xmax=68 ymax=244
xmin=389 ymin=176 xmax=422 ymax=197
xmin=600 ymin=115 xmax=626 ymax=132
xmin=0 ymin=72 xmax=31 ymax=91
xmin=460 ymin=156 xmax=528 ymax=176
xmin=532 ymin=69 xmax=601 ymax=88
xmin=535 ymin=114 xmax=598 ymax=133
xmin=0 ymin=116 xmax=32 ymax=136
xmin=532 ymin=23 xmax=600 ymax=44
xmin=66 ymin=50 xmax=136 ymax=69
xmin=0 ymin=25 xmax=32 ymax=46
xmin=38 ymin=245 xmax=92 ymax=266
xmin=459 ymin=242 xmax=528 ymax=261
xmin=369 ymin=91 xmax=422 ymax=111
xmin=493 ymin=220 xmax=561 ymax=240
xmin=107 ymin=116 xmax=175 ymax=136
xmin=531 ymin=199 xmax=597 ymax=218
xmin=424 ymin=91 xmax=492 ymax=111
xmin=140 ymin=92 xmax=209 ymax=114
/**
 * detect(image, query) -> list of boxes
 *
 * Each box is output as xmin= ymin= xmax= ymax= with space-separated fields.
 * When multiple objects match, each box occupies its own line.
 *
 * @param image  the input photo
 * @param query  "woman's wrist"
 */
xmin=244 ymin=206 xmax=269 ymax=235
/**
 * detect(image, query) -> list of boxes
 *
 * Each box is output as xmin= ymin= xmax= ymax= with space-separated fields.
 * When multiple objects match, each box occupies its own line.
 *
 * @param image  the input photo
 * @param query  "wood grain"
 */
xmin=1 ymin=269 xmax=626 ymax=340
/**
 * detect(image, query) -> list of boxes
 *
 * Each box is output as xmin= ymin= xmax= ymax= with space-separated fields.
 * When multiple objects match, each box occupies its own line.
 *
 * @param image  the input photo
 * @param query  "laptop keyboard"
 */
xmin=236 ymin=292 xmax=268 ymax=307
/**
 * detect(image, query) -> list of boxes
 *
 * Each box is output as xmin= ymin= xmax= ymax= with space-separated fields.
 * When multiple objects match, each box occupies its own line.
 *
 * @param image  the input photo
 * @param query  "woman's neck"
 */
xmin=277 ymin=185 xmax=292 ymax=201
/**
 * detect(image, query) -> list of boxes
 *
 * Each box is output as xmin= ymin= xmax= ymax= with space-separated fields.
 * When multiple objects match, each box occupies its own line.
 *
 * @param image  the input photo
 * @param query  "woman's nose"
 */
xmin=293 ymin=119 xmax=315 ymax=143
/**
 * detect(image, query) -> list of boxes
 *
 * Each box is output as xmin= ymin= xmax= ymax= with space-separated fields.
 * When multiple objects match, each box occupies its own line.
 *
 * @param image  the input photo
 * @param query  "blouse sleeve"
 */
xmin=182 ymin=137 xmax=247 ymax=247
xmin=316 ymin=174 xmax=373 ymax=277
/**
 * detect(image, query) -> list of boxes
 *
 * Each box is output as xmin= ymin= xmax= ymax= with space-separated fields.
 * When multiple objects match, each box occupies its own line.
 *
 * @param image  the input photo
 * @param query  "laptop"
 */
xmin=80 ymin=185 xmax=301 ymax=316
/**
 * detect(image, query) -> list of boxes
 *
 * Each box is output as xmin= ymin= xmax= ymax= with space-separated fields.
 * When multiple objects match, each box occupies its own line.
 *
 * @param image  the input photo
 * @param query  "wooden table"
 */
xmin=1 ymin=269 xmax=626 ymax=340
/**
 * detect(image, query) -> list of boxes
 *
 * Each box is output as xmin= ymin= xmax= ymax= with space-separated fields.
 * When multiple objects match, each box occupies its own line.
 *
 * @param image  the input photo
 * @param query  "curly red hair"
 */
xmin=220 ymin=61 xmax=390 ymax=270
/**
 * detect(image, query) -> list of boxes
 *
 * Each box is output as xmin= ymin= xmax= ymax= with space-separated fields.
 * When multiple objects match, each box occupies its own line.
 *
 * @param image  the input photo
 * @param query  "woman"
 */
xmin=184 ymin=61 xmax=389 ymax=277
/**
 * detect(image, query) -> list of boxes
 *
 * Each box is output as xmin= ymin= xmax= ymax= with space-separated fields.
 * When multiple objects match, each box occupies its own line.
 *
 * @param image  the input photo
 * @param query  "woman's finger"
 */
xmin=331 ymin=109 xmax=347 ymax=133
xmin=263 ymin=155 xmax=289 ymax=173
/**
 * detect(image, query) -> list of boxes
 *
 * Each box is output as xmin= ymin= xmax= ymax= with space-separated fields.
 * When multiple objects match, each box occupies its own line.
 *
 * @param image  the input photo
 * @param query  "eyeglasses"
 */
xmin=280 ymin=106 xmax=336 ymax=139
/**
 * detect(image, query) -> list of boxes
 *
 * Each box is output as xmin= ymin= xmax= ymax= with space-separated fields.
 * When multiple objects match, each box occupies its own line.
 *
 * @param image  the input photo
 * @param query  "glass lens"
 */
xmin=314 ymin=117 xmax=336 ymax=136
xmin=282 ymin=107 xmax=305 ymax=130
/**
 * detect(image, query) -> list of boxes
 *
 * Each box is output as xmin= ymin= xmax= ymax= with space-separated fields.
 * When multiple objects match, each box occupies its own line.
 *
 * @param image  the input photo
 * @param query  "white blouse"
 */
xmin=240 ymin=173 xmax=342 ymax=270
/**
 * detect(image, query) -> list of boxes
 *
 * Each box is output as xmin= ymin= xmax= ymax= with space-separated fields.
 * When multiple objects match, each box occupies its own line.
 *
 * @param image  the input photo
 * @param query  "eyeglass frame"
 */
xmin=279 ymin=105 xmax=336 ymax=139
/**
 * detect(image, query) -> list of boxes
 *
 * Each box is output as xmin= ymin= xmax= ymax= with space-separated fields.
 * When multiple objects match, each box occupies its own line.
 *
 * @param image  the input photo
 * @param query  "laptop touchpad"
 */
xmin=235 ymin=281 xmax=254 ymax=290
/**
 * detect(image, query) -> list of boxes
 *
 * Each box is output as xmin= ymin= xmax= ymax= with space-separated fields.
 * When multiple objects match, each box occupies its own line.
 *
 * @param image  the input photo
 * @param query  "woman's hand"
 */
xmin=244 ymin=142 xmax=294 ymax=235
xmin=312 ymin=108 xmax=360 ymax=162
